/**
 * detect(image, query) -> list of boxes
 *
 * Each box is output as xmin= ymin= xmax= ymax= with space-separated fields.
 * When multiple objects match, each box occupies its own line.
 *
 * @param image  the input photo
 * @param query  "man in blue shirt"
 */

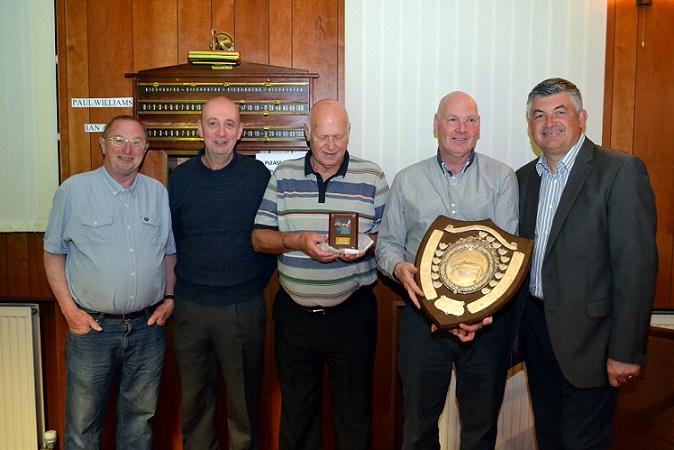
xmin=44 ymin=115 xmax=176 ymax=449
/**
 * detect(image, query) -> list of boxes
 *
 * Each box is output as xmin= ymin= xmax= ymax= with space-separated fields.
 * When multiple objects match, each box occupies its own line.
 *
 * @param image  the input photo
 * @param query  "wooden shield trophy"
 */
xmin=414 ymin=216 xmax=533 ymax=330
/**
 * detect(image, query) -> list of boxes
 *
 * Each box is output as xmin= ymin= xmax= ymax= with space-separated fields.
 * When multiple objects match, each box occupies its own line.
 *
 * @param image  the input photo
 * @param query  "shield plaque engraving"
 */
xmin=414 ymin=216 xmax=533 ymax=330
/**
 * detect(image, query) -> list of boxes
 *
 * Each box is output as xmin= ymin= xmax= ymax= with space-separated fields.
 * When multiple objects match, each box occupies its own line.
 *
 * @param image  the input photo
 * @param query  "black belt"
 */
xmin=297 ymin=301 xmax=350 ymax=317
xmin=528 ymin=293 xmax=544 ymax=311
xmin=294 ymin=284 xmax=374 ymax=317
xmin=87 ymin=300 xmax=163 ymax=320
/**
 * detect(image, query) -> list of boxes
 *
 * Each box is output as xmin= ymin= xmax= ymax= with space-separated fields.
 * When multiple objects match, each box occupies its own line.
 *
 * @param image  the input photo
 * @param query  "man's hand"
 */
xmin=295 ymin=232 xmax=341 ymax=263
xmin=339 ymin=251 xmax=366 ymax=263
xmin=607 ymin=358 xmax=641 ymax=387
xmin=394 ymin=262 xmax=425 ymax=308
xmin=449 ymin=316 xmax=493 ymax=342
xmin=63 ymin=304 xmax=102 ymax=334
xmin=147 ymin=299 xmax=174 ymax=326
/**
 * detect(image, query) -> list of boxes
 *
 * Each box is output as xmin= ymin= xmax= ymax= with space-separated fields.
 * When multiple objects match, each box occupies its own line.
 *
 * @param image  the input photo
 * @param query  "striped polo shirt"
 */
xmin=254 ymin=151 xmax=389 ymax=307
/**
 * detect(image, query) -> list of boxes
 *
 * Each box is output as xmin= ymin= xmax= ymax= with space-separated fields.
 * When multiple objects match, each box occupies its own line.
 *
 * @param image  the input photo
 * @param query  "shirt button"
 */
xmin=93 ymin=221 xmax=98 ymax=225
xmin=129 ymin=248 xmax=134 ymax=252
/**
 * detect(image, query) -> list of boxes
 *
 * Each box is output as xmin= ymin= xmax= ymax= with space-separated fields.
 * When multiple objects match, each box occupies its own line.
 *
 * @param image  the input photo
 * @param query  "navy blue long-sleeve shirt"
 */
xmin=169 ymin=149 xmax=276 ymax=305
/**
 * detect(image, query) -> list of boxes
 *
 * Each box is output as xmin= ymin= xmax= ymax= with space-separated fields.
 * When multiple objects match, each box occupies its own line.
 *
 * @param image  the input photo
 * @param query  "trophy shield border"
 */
xmin=414 ymin=216 xmax=533 ymax=330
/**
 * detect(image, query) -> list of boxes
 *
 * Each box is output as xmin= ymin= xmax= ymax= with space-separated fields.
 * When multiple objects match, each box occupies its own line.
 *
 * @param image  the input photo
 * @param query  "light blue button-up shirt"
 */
xmin=44 ymin=167 xmax=176 ymax=314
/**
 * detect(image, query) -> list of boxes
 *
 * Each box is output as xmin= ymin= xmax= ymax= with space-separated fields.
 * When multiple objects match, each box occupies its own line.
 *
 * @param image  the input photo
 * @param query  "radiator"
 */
xmin=440 ymin=362 xmax=536 ymax=450
xmin=0 ymin=304 xmax=46 ymax=450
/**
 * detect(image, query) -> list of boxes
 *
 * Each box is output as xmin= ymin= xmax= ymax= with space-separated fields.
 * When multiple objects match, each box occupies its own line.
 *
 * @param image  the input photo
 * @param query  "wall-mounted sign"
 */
xmin=85 ymin=124 xmax=106 ymax=133
xmin=255 ymin=152 xmax=304 ymax=173
xmin=71 ymin=98 xmax=133 ymax=108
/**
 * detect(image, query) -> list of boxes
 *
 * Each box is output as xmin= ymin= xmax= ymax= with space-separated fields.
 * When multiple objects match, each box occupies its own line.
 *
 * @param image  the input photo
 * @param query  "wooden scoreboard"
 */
xmin=127 ymin=61 xmax=319 ymax=180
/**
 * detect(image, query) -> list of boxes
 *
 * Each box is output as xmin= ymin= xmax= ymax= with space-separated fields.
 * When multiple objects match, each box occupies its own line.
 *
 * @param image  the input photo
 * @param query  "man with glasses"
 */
xmin=44 ymin=115 xmax=176 ymax=449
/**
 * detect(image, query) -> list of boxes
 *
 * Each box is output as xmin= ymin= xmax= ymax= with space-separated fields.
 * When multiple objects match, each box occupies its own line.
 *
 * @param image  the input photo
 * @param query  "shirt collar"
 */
xmin=99 ymin=166 xmax=138 ymax=196
xmin=304 ymin=150 xmax=350 ymax=178
xmin=436 ymin=149 xmax=475 ymax=176
xmin=536 ymin=134 xmax=585 ymax=176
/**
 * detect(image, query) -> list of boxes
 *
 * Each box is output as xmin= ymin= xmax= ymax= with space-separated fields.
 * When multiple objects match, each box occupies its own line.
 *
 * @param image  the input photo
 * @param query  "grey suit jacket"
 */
xmin=515 ymin=137 xmax=658 ymax=388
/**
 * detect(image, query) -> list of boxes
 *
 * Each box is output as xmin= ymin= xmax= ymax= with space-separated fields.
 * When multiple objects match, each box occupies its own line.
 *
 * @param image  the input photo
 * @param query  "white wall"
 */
xmin=0 ymin=0 xmax=59 ymax=232
xmin=345 ymin=0 xmax=607 ymax=180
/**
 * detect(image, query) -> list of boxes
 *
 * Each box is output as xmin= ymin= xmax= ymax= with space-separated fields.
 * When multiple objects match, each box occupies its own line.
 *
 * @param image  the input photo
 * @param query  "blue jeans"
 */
xmin=64 ymin=312 xmax=167 ymax=450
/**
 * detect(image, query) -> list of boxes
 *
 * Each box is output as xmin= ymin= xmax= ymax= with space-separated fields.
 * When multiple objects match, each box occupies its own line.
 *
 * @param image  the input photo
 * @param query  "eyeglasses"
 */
xmin=105 ymin=136 xmax=147 ymax=149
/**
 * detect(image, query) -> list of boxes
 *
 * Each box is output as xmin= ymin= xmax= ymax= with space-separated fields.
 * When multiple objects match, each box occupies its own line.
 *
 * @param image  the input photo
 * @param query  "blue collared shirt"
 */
xmin=44 ymin=167 xmax=176 ymax=314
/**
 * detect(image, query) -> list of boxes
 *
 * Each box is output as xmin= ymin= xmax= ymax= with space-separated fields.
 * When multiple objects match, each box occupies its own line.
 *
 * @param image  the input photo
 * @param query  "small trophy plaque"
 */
xmin=329 ymin=212 xmax=359 ymax=249
xmin=415 ymin=216 xmax=533 ymax=330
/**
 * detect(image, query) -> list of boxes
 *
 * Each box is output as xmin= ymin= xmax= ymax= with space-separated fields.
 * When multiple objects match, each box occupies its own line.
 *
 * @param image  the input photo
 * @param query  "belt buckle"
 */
xmin=310 ymin=307 xmax=326 ymax=317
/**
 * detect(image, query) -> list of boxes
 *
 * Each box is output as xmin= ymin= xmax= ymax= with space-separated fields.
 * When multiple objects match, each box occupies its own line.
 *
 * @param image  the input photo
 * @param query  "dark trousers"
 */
xmin=174 ymin=294 xmax=266 ymax=450
xmin=398 ymin=304 xmax=513 ymax=450
xmin=273 ymin=286 xmax=377 ymax=450
xmin=522 ymin=297 xmax=618 ymax=450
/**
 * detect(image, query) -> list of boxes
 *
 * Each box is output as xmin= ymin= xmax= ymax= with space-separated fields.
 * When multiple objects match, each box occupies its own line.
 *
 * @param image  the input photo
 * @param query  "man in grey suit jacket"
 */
xmin=515 ymin=78 xmax=658 ymax=450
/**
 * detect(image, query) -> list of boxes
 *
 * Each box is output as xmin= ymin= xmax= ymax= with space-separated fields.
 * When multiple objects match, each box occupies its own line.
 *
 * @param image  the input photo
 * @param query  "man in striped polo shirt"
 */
xmin=252 ymin=98 xmax=389 ymax=450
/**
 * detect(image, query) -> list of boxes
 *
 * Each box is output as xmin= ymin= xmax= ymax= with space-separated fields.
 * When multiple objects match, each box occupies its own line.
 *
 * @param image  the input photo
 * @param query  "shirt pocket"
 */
xmin=137 ymin=215 xmax=165 ymax=246
xmin=78 ymin=213 xmax=114 ymax=245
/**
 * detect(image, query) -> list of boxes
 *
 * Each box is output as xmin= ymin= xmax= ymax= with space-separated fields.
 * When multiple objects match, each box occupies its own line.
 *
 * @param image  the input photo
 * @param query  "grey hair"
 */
xmin=526 ymin=78 xmax=583 ymax=117
xmin=102 ymin=115 xmax=147 ymax=140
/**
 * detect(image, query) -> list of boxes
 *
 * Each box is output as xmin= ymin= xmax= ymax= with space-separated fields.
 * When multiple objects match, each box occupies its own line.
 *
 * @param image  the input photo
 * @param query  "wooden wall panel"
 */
xmin=604 ymin=0 xmax=639 ymax=153
xmin=28 ymin=234 xmax=53 ymax=298
xmin=88 ymin=0 xmax=135 ymax=171
xmin=39 ymin=301 xmax=67 ymax=450
xmin=235 ymin=0 xmax=271 ymax=64
xmin=178 ymin=0 xmax=213 ymax=63
xmin=0 ymin=233 xmax=51 ymax=300
xmin=212 ymin=0 xmax=236 ymax=36
xmin=293 ymin=0 xmax=342 ymax=102
xmin=269 ymin=0 xmax=294 ymax=68
xmin=633 ymin=3 xmax=674 ymax=308
xmin=0 ymin=235 xmax=7 ymax=297
xmin=6 ymin=234 xmax=31 ymax=298
xmin=133 ymin=0 xmax=179 ymax=71
xmin=58 ymin=0 xmax=341 ymax=185
xmin=63 ymin=0 xmax=92 ymax=180
xmin=604 ymin=0 xmax=674 ymax=309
